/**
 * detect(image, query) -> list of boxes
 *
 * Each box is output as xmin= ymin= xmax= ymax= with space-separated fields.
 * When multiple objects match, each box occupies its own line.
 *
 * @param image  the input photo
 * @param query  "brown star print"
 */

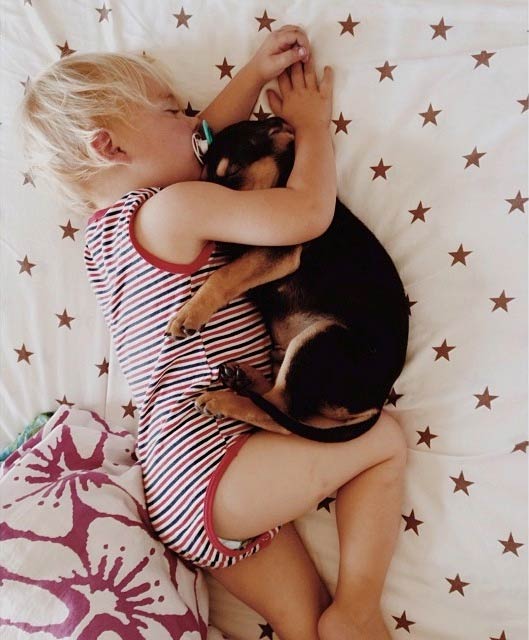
xmin=317 ymin=496 xmax=336 ymax=512
xmin=17 ymin=255 xmax=36 ymax=276
xmin=402 ymin=509 xmax=424 ymax=535
xmin=258 ymin=622 xmax=274 ymax=640
xmin=505 ymin=190 xmax=527 ymax=213
xmin=498 ymin=532 xmax=524 ymax=556
xmin=96 ymin=4 xmax=112 ymax=23
xmin=60 ymin=220 xmax=80 ymax=240
xmin=96 ymin=358 xmax=109 ymax=376
xmin=56 ymin=309 xmax=75 ymax=329
xmin=15 ymin=344 xmax=34 ymax=364
xmin=57 ymin=41 xmax=76 ymax=58
xmin=173 ymin=7 xmax=192 ymax=28
xmin=392 ymin=611 xmax=416 ymax=632
xmin=332 ymin=112 xmax=352 ymax=134
xmin=433 ymin=339 xmax=456 ymax=361
xmin=254 ymin=105 xmax=271 ymax=120
xmin=56 ymin=395 xmax=75 ymax=408
xmin=490 ymin=632 xmax=507 ymax=640
xmin=474 ymin=386 xmax=499 ymax=409
xmin=463 ymin=146 xmax=486 ymax=168
xmin=430 ymin=17 xmax=453 ymax=40
xmin=446 ymin=573 xmax=470 ymax=595
xmin=490 ymin=291 xmax=515 ymax=312
xmin=449 ymin=244 xmax=472 ymax=266
xmin=451 ymin=471 xmax=474 ymax=495
xmin=122 ymin=400 xmax=137 ymax=418
xmin=517 ymin=95 xmax=528 ymax=113
xmin=339 ymin=14 xmax=360 ymax=36
xmin=512 ymin=440 xmax=528 ymax=453
xmin=20 ymin=76 xmax=31 ymax=95
xmin=216 ymin=58 xmax=235 ymax=80
xmin=255 ymin=10 xmax=276 ymax=32
xmin=370 ymin=158 xmax=392 ymax=180
xmin=386 ymin=388 xmax=403 ymax=407
xmin=376 ymin=61 xmax=397 ymax=82
xmin=417 ymin=426 xmax=438 ymax=448
xmin=22 ymin=171 xmax=35 ymax=187
xmin=419 ymin=103 xmax=442 ymax=126
xmin=472 ymin=50 xmax=496 ymax=68
xmin=406 ymin=295 xmax=417 ymax=315
xmin=184 ymin=102 xmax=200 ymax=117
xmin=409 ymin=201 xmax=431 ymax=223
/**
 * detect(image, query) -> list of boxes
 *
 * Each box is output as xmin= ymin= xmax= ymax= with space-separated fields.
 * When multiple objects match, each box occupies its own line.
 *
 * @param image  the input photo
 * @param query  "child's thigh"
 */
xmin=212 ymin=410 xmax=404 ymax=541
xmin=207 ymin=521 xmax=330 ymax=640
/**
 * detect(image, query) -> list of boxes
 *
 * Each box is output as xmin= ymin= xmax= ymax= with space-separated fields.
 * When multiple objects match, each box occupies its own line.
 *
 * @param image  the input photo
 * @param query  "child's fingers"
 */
xmin=290 ymin=61 xmax=305 ymax=89
xmin=276 ymin=25 xmax=310 ymax=60
xmin=277 ymin=67 xmax=292 ymax=95
xmin=303 ymin=56 xmax=317 ymax=90
xmin=267 ymin=89 xmax=283 ymax=116
xmin=319 ymin=65 xmax=334 ymax=98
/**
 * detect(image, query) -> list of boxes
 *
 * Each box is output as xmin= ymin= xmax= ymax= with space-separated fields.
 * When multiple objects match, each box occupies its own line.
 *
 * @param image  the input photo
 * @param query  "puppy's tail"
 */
xmin=240 ymin=389 xmax=382 ymax=442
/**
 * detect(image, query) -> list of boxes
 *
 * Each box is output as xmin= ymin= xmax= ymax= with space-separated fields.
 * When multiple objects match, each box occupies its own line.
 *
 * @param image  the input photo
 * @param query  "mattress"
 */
xmin=1 ymin=1 xmax=527 ymax=638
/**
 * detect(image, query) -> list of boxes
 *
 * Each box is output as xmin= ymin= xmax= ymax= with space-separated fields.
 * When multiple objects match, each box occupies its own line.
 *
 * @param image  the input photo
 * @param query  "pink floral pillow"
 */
xmin=0 ymin=407 xmax=227 ymax=640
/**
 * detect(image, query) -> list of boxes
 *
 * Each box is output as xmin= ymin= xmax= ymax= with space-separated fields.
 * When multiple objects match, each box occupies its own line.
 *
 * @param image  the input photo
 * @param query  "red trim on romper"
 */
xmin=128 ymin=207 xmax=215 ymax=274
xmin=88 ymin=206 xmax=109 ymax=226
xmin=204 ymin=433 xmax=274 ymax=558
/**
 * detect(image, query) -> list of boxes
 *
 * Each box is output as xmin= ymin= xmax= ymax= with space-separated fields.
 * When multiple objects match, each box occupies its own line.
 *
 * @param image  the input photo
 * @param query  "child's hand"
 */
xmin=250 ymin=25 xmax=311 ymax=83
xmin=266 ymin=58 xmax=334 ymax=132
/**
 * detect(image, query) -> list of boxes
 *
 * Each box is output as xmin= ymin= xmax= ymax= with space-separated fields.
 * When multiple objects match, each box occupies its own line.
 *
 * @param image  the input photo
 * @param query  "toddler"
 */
xmin=20 ymin=27 xmax=406 ymax=640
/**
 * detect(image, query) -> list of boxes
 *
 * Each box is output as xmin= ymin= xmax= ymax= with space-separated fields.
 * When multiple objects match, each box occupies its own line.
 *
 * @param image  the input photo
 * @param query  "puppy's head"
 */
xmin=202 ymin=117 xmax=295 ymax=190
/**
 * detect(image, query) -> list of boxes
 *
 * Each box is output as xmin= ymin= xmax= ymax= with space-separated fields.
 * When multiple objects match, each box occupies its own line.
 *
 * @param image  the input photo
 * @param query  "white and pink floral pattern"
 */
xmin=0 ymin=407 xmax=229 ymax=640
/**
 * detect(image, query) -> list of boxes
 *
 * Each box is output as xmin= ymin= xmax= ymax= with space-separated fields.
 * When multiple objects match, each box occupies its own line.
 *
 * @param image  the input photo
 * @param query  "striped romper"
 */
xmin=84 ymin=187 xmax=281 ymax=569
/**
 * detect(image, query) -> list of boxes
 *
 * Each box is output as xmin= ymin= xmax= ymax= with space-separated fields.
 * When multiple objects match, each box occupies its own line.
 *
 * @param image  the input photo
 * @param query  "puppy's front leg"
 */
xmin=195 ymin=389 xmax=291 ymax=435
xmin=166 ymin=245 xmax=301 ymax=338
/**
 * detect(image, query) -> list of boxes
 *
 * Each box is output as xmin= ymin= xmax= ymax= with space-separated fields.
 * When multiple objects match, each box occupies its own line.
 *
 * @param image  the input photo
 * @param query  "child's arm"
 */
xmin=199 ymin=25 xmax=311 ymax=132
xmin=135 ymin=59 xmax=335 ymax=257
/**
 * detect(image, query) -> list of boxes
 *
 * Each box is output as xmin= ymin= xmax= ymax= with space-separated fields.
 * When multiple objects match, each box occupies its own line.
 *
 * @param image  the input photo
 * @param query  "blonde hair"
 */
xmin=17 ymin=52 xmax=177 ymax=212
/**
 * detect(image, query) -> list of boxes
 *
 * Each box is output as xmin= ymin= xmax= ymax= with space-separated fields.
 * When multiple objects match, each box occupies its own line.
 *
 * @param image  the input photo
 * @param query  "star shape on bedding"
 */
xmin=216 ymin=58 xmax=235 ymax=80
xmin=472 ymin=50 xmax=496 ymax=68
xmin=255 ymin=10 xmax=276 ymax=32
xmin=408 ymin=201 xmax=431 ymax=223
xmin=96 ymin=4 xmax=112 ymax=23
xmin=392 ymin=610 xmax=416 ymax=631
xmin=376 ymin=60 xmax=398 ymax=81
xmin=490 ymin=291 xmax=515 ymax=311
xmin=339 ymin=14 xmax=361 ymax=36
xmin=505 ymin=190 xmax=528 ymax=213
xmin=446 ymin=573 xmax=470 ymax=596
xmin=450 ymin=471 xmax=474 ymax=495
xmin=498 ymin=532 xmax=524 ymax=556
xmin=17 ymin=255 xmax=36 ymax=275
xmin=419 ymin=103 xmax=442 ymax=126
xmin=430 ymin=17 xmax=453 ymax=40
xmin=402 ymin=509 xmax=424 ymax=535
xmin=174 ymin=7 xmax=192 ymax=29
xmin=433 ymin=340 xmax=456 ymax=361
xmin=416 ymin=426 xmax=439 ymax=448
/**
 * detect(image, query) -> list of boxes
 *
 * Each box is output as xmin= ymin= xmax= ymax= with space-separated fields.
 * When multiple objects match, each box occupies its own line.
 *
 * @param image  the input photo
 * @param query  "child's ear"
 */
xmin=91 ymin=130 xmax=128 ymax=162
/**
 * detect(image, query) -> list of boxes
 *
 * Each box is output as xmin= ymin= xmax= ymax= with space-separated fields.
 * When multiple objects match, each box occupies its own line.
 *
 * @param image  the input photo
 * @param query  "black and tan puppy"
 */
xmin=167 ymin=117 xmax=409 ymax=442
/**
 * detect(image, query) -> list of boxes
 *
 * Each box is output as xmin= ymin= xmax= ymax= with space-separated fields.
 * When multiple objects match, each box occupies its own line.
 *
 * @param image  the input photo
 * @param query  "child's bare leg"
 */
xmin=206 ymin=521 xmax=331 ymax=640
xmin=318 ymin=436 xmax=406 ymax=640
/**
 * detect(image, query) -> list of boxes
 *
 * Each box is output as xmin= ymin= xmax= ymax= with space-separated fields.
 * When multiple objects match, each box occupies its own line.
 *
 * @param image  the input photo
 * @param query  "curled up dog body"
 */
xmin=20 ymin=29 xmax=408 ymax=640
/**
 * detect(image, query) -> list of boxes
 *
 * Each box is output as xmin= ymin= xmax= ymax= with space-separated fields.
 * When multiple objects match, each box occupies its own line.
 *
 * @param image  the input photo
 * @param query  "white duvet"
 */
xmin=1 ymin=1 xmax=527 ymax=638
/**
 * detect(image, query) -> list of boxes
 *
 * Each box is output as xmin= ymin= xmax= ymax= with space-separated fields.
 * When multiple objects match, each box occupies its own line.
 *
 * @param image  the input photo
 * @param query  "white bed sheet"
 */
xmin=1 ymin=1 xmax=527 ymax=639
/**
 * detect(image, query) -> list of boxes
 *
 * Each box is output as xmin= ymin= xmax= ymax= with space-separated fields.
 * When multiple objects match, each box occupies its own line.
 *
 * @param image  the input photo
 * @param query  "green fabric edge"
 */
xmin=0 ymin=412 xmax=54 ymax=463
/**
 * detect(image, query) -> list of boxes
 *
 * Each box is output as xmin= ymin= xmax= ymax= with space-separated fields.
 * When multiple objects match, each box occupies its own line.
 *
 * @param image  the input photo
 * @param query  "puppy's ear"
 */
xmin=216 ymin=157 xmax=240 ymax=178
xmin=216 ymin=157 xmax=230 ymax=177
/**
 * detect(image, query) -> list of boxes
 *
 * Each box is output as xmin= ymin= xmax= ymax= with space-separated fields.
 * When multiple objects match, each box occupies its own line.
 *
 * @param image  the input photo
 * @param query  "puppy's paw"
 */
xmin=194 ymin=389 xmax=239 ymax=419
xmin=165 ymin=298 xmax=210 ymax=339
